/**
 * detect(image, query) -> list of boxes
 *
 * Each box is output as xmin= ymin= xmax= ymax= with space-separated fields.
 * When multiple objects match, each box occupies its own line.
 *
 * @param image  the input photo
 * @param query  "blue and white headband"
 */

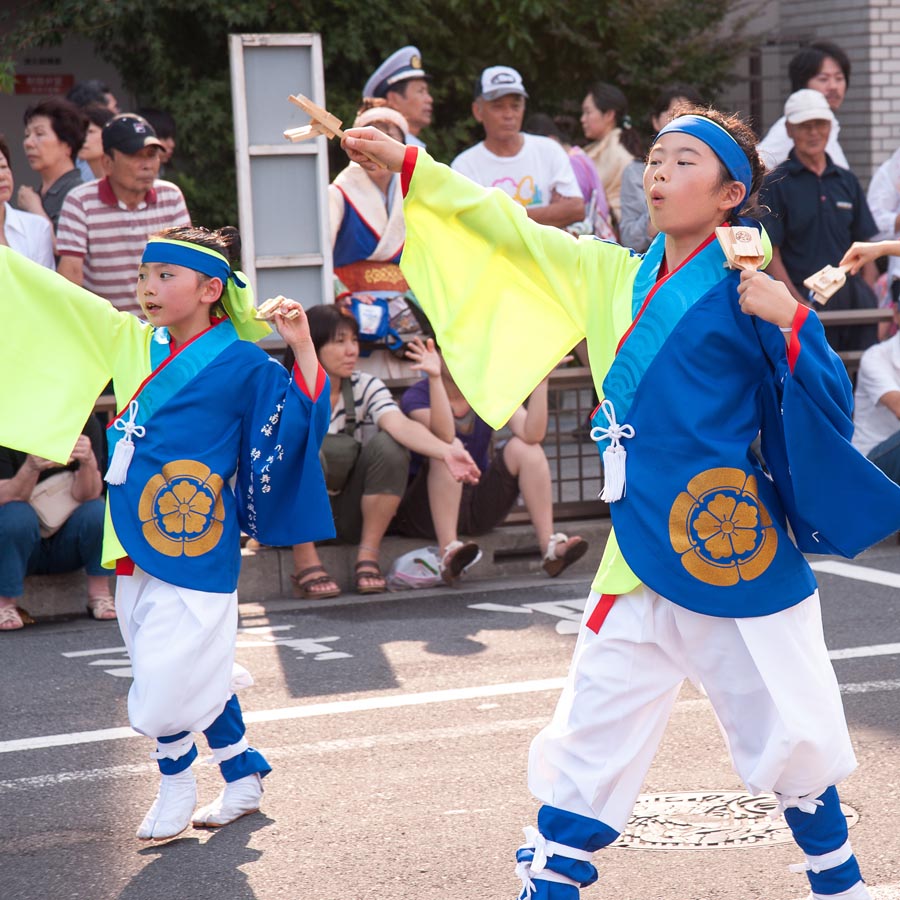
xmin=141 ymin=237 xmax=270 ymax=342
xmin=142 ymin=238 xmax=245 ymax=287
xmin=653 ymin=114 xmax=753 ymax=209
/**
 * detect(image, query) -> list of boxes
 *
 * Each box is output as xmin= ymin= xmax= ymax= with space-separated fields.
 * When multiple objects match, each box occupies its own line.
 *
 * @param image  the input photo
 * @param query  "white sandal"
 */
xmin=0 ymin=604 xmax=25 ymax=631
xmin=439 ymin=540 xmax=481 ymax=585
xmin=87 ymin=595 xmax=117 ymax=620
xmin=542 ymin=533 xmax=589 ymax=577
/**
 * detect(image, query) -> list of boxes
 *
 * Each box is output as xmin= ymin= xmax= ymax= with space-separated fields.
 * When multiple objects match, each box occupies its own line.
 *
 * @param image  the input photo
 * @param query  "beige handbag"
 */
xmin=29 ymin=471 xmax=81 ymax=537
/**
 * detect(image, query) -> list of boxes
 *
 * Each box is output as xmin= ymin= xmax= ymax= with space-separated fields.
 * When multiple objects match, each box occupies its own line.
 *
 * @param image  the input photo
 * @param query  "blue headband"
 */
xmin=141 ymin=239 xmax=246 ymax=288
xmin=653 ymin=115 xmax=753 ymax=208
xmin=140 ymin=238 xmax=271 ymax=342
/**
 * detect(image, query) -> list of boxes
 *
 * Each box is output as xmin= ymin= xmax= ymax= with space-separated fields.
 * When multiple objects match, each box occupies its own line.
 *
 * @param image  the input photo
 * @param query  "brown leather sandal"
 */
xmin=439 ymin=540 xmax=480 ymax=585
xmin=354 ymin=560 xmax=386 ymax=595
xmin=542 ymin=533 xmax=589 ymax=577
xmin=291 ymin=566 xmax=341 ymax=599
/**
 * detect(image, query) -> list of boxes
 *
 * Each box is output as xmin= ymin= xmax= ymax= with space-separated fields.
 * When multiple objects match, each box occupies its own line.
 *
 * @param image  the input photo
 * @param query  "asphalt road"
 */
xmin=2 ymin=543 xmax=900 ymax=900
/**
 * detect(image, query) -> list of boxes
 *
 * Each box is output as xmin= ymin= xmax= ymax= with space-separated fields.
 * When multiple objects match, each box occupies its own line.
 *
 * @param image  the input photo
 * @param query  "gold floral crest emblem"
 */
xmin=669 ymin=467 xmax=777 ymax=586
xmin=137 ymin=460 xmax=226 ymax=558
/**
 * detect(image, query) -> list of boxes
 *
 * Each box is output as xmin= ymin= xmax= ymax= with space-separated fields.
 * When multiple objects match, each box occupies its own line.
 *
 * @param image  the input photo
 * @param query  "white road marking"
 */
xmin=811 ymin=559 xmax=900 ymax=589
xmin=467 ymin=602 xmax=533 ymax=614
xmin=0 ymin=678 xmax=567 ymax=755
xmin=840 ymin=678 xmax=900 ymax=694
xmin=65 ymin=631 xmax=352 ymax=679
xmin=61 ymin=646 xmax=127 ymax=658
xmin=104 ymin=667 xmax=134 ymax=678
xmin=4 ymin=660 xmax=900 ymax=757
xmin=0 ymin=717 xmax=549 ymax=792
xmin=830 ymin=643 xmax=900 ymax=660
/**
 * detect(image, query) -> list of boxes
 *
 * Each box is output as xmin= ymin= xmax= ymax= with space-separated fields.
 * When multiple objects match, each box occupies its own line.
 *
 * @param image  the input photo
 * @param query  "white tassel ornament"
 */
xmin=104 ymin=399 xmax=146 ymax=485
xmin=590 ymin=399 xmax=635 ymax=503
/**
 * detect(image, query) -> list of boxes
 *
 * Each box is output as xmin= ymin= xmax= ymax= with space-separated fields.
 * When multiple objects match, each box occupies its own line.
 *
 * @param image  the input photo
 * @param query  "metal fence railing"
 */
xmin=501 ymin=367 xmax=608 ymax=524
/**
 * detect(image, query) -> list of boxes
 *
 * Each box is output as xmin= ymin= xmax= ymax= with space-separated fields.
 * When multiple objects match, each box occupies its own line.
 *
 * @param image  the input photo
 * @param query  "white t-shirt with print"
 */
xmin=451 ymin=134 xmax=581 ymax=209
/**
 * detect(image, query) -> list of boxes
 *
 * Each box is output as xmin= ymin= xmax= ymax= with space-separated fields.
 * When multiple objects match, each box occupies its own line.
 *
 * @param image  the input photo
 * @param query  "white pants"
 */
xmin=528 ymin=586 xmax=856 ymax=832
xmin=116 ymin=567 xmax=246 ymax=738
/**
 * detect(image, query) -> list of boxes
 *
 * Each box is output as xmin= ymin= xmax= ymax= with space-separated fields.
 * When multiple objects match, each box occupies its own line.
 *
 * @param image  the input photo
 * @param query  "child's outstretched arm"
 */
xmin=343 ymin=129 xmax=637 ymax=430
xmin=840 ymin=239 xmax=900 ymax=275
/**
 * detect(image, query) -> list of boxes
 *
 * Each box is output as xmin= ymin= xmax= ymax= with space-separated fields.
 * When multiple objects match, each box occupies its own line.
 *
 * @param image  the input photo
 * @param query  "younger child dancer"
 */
xmin=341 ymin=111 xmax=900 ymax=899
xmin=0 ymin=226 xmax=333 ymax=840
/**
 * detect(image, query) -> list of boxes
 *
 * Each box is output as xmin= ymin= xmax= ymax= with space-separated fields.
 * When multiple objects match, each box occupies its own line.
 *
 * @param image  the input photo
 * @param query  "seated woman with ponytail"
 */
xmin=340 ymin=105 xmax=900 ymax=899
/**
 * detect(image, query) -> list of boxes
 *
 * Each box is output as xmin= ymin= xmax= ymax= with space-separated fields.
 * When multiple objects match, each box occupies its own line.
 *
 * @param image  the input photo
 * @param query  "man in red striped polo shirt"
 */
xmin=57 ymin=114 xmax=191 ymax=315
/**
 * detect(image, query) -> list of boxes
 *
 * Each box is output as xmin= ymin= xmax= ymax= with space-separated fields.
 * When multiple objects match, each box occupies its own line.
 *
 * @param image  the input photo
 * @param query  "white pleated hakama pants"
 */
xmin=115 ymin=567 xmax=250 ymax=738
xmin=528 ymin=585 xmax=856 ymax=831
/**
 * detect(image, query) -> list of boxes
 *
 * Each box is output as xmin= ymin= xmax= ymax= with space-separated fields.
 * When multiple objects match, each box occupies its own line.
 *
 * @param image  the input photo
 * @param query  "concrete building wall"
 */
xmin=719 ymin=0 xmax=900 ymax=185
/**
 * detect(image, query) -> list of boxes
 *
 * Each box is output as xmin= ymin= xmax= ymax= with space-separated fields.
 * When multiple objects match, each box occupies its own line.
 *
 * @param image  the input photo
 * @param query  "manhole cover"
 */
xmin=614 ymin=791 xmax=859 ymax=850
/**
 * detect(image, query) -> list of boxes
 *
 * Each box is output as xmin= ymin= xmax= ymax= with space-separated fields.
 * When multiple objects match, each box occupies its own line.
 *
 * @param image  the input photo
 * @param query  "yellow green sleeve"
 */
xmin=401 ymin=152 xmax=640 ymax=428
xmin=0 ymin=247 xmax=149 ymax=464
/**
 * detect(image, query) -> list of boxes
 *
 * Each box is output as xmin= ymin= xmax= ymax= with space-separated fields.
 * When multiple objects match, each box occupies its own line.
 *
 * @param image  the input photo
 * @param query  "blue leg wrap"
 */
xmin=807 ymin=858 xmax=863 ymax=896
xmin=784 ymin=787 xmax=847 ymax=855
xmin=515 ymin=805 xmax=620 ymax=899
xmin=155 ymin=731 xmax=197 ymax=775
xmin=783 ymin=786 xmax=865 ymax=896
xmin=203 ymin=694 xmax=271 ymax=783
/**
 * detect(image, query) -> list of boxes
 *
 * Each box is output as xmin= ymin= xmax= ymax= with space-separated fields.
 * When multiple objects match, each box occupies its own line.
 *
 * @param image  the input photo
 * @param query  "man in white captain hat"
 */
xmin=363 ymin=46 xmax=432 ymax=149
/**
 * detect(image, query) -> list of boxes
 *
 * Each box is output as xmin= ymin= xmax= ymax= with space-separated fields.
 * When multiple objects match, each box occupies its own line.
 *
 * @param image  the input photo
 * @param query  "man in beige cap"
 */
xmin=760 ymin=89 xmax=879 ymax=352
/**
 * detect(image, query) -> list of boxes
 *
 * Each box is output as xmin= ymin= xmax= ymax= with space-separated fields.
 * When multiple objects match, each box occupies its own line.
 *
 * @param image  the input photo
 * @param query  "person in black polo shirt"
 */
xmin=761 ymin=89 xmax=879 ymax=353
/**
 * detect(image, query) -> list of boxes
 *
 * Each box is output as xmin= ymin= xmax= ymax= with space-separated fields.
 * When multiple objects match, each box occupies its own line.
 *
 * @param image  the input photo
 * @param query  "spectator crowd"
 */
xmin=4 ymin=37 xmax=900 ymax=629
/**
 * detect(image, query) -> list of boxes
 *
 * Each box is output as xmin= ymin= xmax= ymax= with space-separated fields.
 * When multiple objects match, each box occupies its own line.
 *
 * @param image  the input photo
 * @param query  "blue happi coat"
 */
xmin=597 ymin=229 xmax=900 ymax=616
xmin=107 ymin=320 xmax=334 ymax=592
xmin=0 ymin=247 xmax=334 ymax=595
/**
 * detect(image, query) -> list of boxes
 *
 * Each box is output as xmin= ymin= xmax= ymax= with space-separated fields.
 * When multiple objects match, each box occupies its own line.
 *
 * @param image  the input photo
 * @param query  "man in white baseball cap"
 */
xmin=783 ymin=87 xmax=836 ymax=128
xmin=451 ymin=65 xmax=583 ymax=229
xmin=363 ymin=46 xmax=432 ymax=149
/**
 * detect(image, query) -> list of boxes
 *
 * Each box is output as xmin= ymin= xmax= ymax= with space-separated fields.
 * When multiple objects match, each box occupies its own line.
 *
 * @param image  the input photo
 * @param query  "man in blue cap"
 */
xmin=363 ymin=46 xmax=432 ymax=149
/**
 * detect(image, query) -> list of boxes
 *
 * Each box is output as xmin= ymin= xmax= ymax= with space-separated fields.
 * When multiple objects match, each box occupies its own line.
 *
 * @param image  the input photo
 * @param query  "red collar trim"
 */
xmin=615 ymin=232 xmax=718 ymax=355
xmin=97 ymin=176 xmax=157 ymax=207
xmin=108 ymin=319 xmax=226 ymax=429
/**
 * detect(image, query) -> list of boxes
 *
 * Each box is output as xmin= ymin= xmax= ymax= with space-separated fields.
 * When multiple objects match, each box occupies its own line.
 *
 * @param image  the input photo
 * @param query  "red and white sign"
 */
xmin=14 ymin=73 xmax=75 ymax=95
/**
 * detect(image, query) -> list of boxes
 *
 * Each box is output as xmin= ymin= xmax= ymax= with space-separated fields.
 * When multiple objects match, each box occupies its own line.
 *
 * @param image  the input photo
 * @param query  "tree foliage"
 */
xmin=1 ymin=0 xmax=751 ymax=226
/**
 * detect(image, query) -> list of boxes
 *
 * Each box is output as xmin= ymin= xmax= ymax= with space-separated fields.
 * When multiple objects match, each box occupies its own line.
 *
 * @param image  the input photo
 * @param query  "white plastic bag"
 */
xmin=386 ymin=547 xmax=444 ymax=590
